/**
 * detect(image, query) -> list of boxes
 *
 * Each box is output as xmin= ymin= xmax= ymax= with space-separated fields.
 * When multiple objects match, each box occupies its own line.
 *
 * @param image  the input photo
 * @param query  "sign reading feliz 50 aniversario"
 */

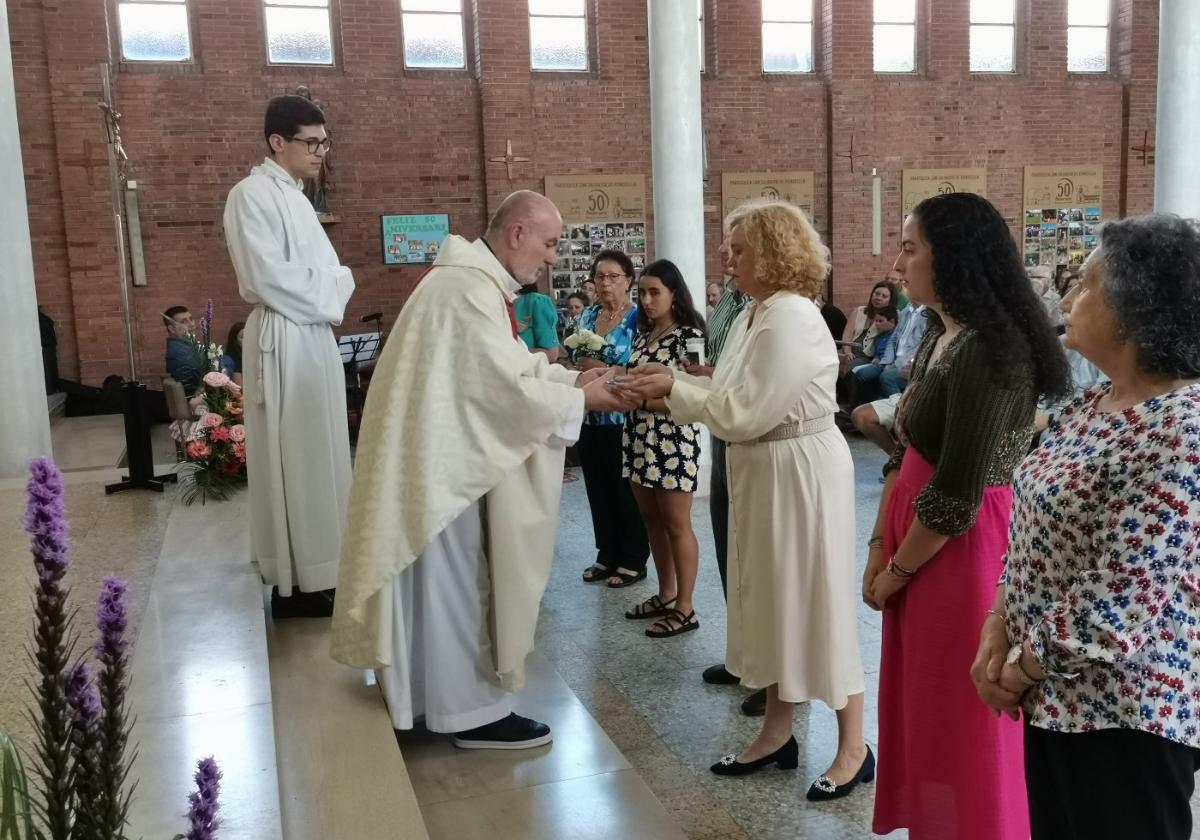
xmin=901 ymin=167 xmax=988 ymax=216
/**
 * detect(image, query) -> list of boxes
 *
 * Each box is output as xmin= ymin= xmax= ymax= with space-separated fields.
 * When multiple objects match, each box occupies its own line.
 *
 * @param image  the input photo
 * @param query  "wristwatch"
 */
xmin=1006 ymin=644 xmax=1041 ymax=687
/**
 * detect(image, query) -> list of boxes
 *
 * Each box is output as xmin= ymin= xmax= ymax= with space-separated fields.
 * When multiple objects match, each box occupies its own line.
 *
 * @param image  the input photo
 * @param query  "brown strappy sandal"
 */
xmin=646 ymin=608 xmax=698 ymax=638
xmin=624 ymin=594 xmax=676 ymax=620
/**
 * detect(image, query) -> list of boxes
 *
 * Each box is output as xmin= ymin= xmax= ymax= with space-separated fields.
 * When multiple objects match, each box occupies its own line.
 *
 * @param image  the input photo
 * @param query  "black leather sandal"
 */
xmin=646 ymin=608 xmax=698 ymax=638
xmin=624 ymin=594 xmax=676 ymax=620
xmin=582 ymin=564 xmax=614 ymax=583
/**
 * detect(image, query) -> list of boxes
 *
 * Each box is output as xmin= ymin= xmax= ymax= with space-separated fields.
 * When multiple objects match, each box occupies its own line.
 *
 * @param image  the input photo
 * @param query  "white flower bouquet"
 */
xmin=564 ymin=328 xmax=607 ymax=359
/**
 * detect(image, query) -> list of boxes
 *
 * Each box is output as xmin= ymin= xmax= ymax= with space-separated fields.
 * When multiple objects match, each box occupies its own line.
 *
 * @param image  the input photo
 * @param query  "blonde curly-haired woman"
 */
xmin=620 ymin=201 xmax=870 ymax=800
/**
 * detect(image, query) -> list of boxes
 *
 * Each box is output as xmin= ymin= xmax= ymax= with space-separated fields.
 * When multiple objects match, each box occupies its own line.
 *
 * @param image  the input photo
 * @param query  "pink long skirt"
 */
xmin=872 ymin=450 xmax=1029 ymax=840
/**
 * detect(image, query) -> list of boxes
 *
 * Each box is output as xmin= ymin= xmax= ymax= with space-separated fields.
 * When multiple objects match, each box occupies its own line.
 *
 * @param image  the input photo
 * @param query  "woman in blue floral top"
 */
xmin=571 ymin=250 xmax=650 ymax=588
xmin=972 ymin=214 xmax=1200 ymax=840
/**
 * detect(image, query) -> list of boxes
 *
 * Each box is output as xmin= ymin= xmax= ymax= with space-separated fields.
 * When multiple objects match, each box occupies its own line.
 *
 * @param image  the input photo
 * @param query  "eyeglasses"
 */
xmin=288 ymin=136 xmax=332 ymax=154
xmin=594 ymin=273 xmax=628 ymax=283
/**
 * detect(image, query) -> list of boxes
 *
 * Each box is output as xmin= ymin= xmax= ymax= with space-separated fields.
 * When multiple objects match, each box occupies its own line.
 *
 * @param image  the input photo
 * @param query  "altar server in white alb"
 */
xmin=224 ymin=95 xmax=355 ymax=619
xmin=332 ymin=192 xmax=630 ymax=749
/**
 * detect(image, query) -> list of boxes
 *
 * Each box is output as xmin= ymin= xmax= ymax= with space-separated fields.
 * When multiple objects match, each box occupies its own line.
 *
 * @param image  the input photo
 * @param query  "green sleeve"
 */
xmin=530 ymin=296 xmax=560 ymax=350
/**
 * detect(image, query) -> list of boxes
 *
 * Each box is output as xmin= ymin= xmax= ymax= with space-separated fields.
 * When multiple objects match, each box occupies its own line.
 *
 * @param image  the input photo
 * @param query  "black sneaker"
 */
xmin=452 ymin=713 xmax=552 ymax=750
xmin=270 ymin=587 xmax=335 ymax=619
xmin=702 ymin=664 xmax=740 ymax=685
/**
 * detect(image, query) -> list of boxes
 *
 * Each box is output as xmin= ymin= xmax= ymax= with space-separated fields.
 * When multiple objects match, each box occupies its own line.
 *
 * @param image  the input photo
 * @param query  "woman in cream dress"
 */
xmin=621 ymin=202 xmax=870 ymax=799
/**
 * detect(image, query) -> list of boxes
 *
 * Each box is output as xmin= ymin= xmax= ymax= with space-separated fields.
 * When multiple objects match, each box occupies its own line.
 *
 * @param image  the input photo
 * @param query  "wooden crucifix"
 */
xmin=489 ymin=139 xmax=531 ymax=181
xmin=1131 ymin=130 xmax=1155 ymax=166
xmin=836 ymin=134 xmax=868 ymax=174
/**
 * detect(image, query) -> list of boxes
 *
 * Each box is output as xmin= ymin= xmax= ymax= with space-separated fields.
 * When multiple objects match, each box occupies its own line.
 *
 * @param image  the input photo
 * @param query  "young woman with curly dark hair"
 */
xmin=864 ymin=192 xmax=1070 ymax=840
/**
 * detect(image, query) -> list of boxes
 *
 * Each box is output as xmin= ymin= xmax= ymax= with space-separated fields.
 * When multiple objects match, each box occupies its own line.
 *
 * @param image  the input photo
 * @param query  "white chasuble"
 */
xmin=332 ymin=236 xmax=583 ymax=696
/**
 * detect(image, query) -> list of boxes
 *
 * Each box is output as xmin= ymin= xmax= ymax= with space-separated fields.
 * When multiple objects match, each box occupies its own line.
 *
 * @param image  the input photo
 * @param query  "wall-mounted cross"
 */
xmin=836 ymin=134 xmax=868 ymax=174
xmin=1131 ymin=130 xmax=1156 ymax=166
xmin=62 ymin=138 xmax=105 ymax=187
xmin=489 ymin=139 xmax=531 ymax=181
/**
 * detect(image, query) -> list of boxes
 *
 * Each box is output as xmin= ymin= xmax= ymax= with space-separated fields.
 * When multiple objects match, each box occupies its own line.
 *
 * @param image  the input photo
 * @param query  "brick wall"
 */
xmin=11 ymin=0 xmax=1160 ymax=385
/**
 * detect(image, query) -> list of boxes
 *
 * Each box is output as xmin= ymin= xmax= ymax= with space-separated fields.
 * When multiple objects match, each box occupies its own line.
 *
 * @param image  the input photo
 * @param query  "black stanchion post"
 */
xmin=105 ymin=381 xmax=177 ymax=495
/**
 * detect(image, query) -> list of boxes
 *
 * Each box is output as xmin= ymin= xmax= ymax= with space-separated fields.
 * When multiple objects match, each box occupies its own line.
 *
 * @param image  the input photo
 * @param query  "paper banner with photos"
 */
xmin=1021 ymin=166 xmax=1103 ymax=273
xmin=721 ymin=171 xmax=815 ymax=218
xmin=900 ymin=167 xmax=988 ymax=217
xmin=380 ymin=213 xmax=449 ymax=265
xmin=546 ymin=174 xmax=647 ymax=310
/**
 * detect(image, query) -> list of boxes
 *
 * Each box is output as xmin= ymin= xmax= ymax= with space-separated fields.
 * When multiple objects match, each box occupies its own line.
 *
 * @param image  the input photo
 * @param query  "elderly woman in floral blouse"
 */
xmin=973 ymin=214 xmax=1200 ymax=840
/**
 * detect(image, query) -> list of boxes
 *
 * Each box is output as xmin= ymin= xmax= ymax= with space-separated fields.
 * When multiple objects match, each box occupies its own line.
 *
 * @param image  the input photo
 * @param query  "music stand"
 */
xmin=339 ymin=332 xmax=382 ymax=366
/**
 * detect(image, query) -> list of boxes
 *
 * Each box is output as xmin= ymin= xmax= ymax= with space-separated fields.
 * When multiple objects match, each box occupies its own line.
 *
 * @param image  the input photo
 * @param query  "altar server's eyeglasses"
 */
xmin=288 ymin=135 xmax=332 ymax=154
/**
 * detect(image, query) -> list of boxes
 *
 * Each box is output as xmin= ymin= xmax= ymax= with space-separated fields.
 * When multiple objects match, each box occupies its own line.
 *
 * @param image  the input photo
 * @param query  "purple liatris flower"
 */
xmin=94 ymin=577 xmax=135 ymax=837
xmin=23 ymin=456 xmax=69 ymax=582
xmin=68 ymin=661 xmax=103 ymax=840
xmin=67 ymin=661 xmax=100 ymax=728
xmin=23 ymin=457 xmax=75 ymax=840
xmin=184 ymin=757 xmax=221 ymax=840
xmin=95 ymin=577 xmax=129 ymax=659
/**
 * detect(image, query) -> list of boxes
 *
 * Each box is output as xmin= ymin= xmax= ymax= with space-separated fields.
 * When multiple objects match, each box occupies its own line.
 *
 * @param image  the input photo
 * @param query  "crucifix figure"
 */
xmin=489 ymin=139 xmax=531 ymax=181
xmin=1131 ymin=130 xmax=1156 ymax=166
xmin=836 ymin=134 xmax=868 ymax=174
xmin=62 ymin=138 xmax=106 ymax=187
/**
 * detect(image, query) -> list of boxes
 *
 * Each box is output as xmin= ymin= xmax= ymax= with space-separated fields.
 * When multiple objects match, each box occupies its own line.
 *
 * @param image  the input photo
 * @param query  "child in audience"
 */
xmin=869 ymin=306 xmax=898 ymax=364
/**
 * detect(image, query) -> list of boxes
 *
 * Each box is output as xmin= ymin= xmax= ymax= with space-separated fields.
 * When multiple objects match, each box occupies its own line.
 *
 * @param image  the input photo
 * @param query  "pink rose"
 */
xmin=224 ymin=380 xmax=242 ymax=394
xmin=203 ymin=371 xmax=230 ymax=388
xmin=229 ymin=424 xmax=246 ymax=442
xmin=199 ymin=412 xmax=223 ymax=429
xmin=186 ymin=441 xmax=211 ymax=459
xmin=209 ymin=426 xmax=231 ymax=442
xmin=233 ymin=442 xmax=247 ymax=462
xmin=228 ymin=404 xmax=244 ymax=417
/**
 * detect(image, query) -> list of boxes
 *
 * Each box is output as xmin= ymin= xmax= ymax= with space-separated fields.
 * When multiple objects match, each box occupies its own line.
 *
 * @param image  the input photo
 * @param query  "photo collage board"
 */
xmin=1021 ymin=165 xmax=1104 ymax=273
xmin=545 ymin=174 xmax=647 ymax=313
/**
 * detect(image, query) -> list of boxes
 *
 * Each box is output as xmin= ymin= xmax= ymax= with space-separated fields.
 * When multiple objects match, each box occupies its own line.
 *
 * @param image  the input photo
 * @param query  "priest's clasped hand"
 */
xmin=575 ymin=367 xmax=611 ymax=387
xmin=582 ymin=368 xmax=638 ymax=413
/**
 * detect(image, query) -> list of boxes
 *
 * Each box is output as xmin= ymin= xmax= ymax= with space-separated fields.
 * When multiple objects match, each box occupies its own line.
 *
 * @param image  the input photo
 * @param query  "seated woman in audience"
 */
xmin=559 ymin=291 xmax=588 ymax=343
xmin=973 ymin=215 xmax=1200 ymax=840
xmin=220 ymin=321 xmax=246 ymax=386
xmin=620 ymin=202 xmax=870 ymax=800
xmin=514 ymin=279 xmax=559 ymax=361
xmin=572 ymin=251 xmax=650 ymax=587
xmin=840 ymin=279 xmax=896 ymax=373
xmin=620 ymin=259 xmax=705 ymax=637
xmin=864 ymin=192 xmax=1069 ymax=840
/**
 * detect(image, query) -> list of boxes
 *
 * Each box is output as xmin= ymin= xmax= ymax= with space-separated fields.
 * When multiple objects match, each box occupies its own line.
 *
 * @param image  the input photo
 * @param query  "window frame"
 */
xmin=968 ymin=0 xmax=1019 ymax=74
xmin=872 ymin=0 xmax=921 ymax=76
xmin=112 ymin=0 xmax=199 ymax=68
xmin=398 ymin=0 xmax=470 ymax=72
xmin=528 ymin=0 xmax=590 ymax=74
xmin=760 ymin=0 xmax=816 ymax=76
xmin=262 ymin=0 xmax=339 ymax=68
xmin=1066 ymin=0 xmax=1112 ymax=75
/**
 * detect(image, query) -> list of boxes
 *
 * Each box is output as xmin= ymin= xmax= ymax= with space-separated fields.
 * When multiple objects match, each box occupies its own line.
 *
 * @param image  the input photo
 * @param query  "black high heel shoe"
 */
xmin=710 ymin=736 xmax=798 ymax=776
xmin=806 ymin=746 xmax=875 ymax=801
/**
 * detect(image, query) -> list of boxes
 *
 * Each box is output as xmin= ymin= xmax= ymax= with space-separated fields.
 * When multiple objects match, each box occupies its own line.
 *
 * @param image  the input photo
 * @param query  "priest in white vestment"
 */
xmin=332 ymin=192 xmax=630 ymax=749
xmin=224 ymin=95 xmax=355 ymax=619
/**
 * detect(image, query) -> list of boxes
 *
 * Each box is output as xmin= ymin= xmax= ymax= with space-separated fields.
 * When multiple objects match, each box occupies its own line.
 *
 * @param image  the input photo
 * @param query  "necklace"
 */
xmin=647 ymin=320 xmax=678 ymax=346
xmin=596 ymin=303 xmax=629 ymax=334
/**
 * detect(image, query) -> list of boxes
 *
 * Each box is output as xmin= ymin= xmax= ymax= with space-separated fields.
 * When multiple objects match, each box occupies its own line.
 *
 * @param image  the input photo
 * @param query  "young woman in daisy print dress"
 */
xmin=621 ymin=259 xmax=707 ymax=638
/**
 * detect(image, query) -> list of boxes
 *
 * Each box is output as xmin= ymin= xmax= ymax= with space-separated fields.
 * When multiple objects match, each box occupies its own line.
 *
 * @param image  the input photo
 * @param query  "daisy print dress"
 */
xmin=622 ymin=325 xmax=704 ymax=492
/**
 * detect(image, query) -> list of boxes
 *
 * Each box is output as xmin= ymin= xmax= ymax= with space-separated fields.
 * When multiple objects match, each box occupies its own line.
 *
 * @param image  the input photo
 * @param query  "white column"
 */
xmin=1155 ymin=0 xmax=1200 ymax=217
xmin=0 ymin=0 xmax=53 ymax=478
xmin=648 ymin=0 xmax=709 ymax=487
xmin=647 ymin=0 xmax=705 ymax=307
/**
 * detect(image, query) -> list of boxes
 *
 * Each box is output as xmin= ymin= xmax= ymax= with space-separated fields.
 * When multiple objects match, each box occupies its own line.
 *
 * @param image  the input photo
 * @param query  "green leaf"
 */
xmin=0 ymin=729 xmax=35 ymax=840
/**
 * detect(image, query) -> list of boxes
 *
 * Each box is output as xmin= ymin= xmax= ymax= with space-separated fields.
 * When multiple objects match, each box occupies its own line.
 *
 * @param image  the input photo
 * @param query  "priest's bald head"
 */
xmin=484 ymin=191 xmax=563 ymax=286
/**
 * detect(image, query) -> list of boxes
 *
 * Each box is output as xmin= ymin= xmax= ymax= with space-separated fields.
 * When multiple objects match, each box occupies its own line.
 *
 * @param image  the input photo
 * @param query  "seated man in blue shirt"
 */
xmin=163 ymin=305 xmax=202 ymax=397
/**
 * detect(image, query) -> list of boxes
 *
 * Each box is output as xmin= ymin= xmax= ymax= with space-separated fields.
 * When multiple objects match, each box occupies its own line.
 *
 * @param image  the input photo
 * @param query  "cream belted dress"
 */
xmin=666 ymin=291 xmax=864 ymax=707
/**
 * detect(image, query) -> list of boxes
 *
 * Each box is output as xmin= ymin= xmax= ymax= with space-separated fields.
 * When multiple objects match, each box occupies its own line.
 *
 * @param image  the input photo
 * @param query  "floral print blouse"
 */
xmin=1004 ymin=384 xmax=1200 ymax=747
xmin=574 ymin=304 xmax=639 ymax=426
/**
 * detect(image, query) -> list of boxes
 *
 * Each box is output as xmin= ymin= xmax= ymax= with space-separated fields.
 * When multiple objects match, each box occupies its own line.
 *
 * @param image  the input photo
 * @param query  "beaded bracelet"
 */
xmin=868 ymin=536 xmax=884 ymax=549
xmin=886 ymin=560 xmax=916 ymax=579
